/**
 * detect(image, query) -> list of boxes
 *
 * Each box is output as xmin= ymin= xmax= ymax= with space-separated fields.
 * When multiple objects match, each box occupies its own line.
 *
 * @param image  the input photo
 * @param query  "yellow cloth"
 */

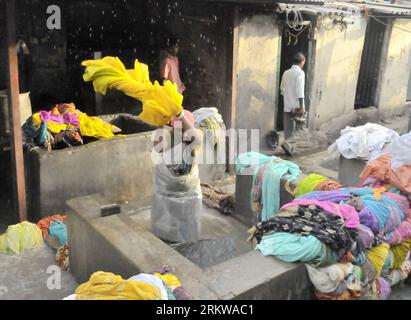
xmin=295 ymin=174 xmax=329 ymax=198
xmin=82 ymin=57 xmax=151 ymax=100
xmin=367 ymin=243 xmax=390 ymax=277
xmin=140 ymin=80 xmax=183 ymax=126
xmin=46 ymin=122 xmax=68 ymax=134
xmin=373 ymin=187 xmax=386 ymax=201
xmin=82 ymin=56 xmax=183 ymax=127
xmin=391 ymin=238 xmax=411 ymax=269
xmin=32 ymin=112 xmax=42 ymax=127
xmin=0 ymin=221 xmax=43 ymax=254
xmin=77 ymin=113 xmax=115 ymax=139
xmin=75 ymin=271 xmax=161 ymax=300
xmin=154 ymin=273 xmax=181 ymax=288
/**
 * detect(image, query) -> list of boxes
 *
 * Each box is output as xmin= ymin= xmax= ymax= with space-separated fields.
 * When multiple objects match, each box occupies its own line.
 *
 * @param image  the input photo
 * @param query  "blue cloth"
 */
xmin=236 ymin=152 xmax=278 ymax=174
xmin=22 ymin=117 xmax=48 ymax=145
xmin=236 ymin=152 xmax=301 ymax=221
xmin=340 ymin=188 xmax=404 ymax=234
xmin=255 ymin=232 xmax=323 ymax=263
xmin=49 ymin=221 xmax=67 ymax=246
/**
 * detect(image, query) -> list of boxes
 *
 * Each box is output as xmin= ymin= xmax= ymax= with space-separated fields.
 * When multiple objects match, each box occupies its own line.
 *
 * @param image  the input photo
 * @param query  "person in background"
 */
xmin=159 ymin=35 xmax=186 ymax=94
xmin=280 ymin=52 xmax=306 ymax=140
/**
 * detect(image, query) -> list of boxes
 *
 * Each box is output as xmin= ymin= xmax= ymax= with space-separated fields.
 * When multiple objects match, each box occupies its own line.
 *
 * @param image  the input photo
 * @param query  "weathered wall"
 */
xmin=25 ymin=131 xmax=154 ymax=221
xmin=377 ymin=19 xmax=411 ymax=118
xmin=156 ymin=0 xmax=231 ymax=119
xmin=235 ymin=15 xmax=280 ymax=146
xmin=309 ymin=16 xmax=367 ymax=131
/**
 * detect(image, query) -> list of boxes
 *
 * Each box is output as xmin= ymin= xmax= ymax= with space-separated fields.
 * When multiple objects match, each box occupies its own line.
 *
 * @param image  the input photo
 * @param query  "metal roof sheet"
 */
xmin=353 ymin=1 xmax=411 ymax=16
xmin=277 ymin=1 xmax=362 ymax=16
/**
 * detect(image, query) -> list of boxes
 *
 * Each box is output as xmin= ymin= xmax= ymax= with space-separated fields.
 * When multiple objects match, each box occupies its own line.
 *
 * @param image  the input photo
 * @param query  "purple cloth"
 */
xmin=377 ymin=277 xmax=391 ymax=300
xmin=63 ymin=112 xmax=80 ymax=126
xmin=40 ymin=111 xmax=64 ymax=124
xmin=358 ymin=207 xmax=379 ymax=234
xmin=382 ymin=203 xmax=403 ymax=236
xmin=357 ymin=224 xmax=375 ymax=249
xmin=39 ymin=110 xmax=79 ymax=126
xmin=384 ymin=193 xmax=410 ymax=219
xmin=299 ymin=191 xmax=352 ymax=203
xmin=385 ymin=218 xmax=411 ymax=245
xmin=281 ymin=199 xmax=359 ymax=229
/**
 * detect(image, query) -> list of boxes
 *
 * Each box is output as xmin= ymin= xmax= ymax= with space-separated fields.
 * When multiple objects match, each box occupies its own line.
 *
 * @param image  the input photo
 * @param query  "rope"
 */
xmin=286 ymin=8 xmax=304 ymax=31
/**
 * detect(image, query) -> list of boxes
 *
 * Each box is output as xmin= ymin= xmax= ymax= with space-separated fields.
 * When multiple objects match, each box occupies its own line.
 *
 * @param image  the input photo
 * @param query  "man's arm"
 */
xmin=280 ymin=74 xmax=285 ymax=96
xmin=295 ymin=72 xmax=305 ymax=113
xmin=160 ymin=59 xmax=171 ymax=82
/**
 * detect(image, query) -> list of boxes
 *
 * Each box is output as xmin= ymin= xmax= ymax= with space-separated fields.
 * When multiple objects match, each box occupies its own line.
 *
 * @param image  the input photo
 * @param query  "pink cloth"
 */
xmin=39 ymin=110 xmax=79 ymax=126
xmin=40 ymin=111 xmax=64 ymax=124
xmin=281 ymin=199 xmax=360 ymax=229
xmin=383 ymin=192 xmax=410 ymax=219
xmin=386 ymin=217 xmax=411 ymax=245
xmin=160 ymin=52 xmax=185 ymax=94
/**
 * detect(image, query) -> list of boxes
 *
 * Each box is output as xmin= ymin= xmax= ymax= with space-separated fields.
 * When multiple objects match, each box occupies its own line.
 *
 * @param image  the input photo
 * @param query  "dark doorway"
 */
xmin=355 ymin=17 xmax=389 ymax=109
xmin=277 ymin=22 xmax=312 ymax=130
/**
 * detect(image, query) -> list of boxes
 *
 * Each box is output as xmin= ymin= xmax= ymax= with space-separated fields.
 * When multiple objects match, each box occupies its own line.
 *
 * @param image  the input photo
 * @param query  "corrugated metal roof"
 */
xmin=277 ymin=2 xmax=362 ymax=17
xmin=353 ymin=1 xmax=411 ymax=16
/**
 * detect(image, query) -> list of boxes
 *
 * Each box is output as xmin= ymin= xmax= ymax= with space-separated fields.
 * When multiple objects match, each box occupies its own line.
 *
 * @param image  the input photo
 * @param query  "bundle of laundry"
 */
xmin=372 ymin=131 xmax=411 ymax=170
xmin=0 ymin=221 xmax=43 ymax=254
xmin=22 ymin=103 xmax=118 ymax=150
xmin=250 ymin=204 xmax=365 ymax=267
xmin=236 ymin=152 xmax=301 ymax=222
xmin=37 ymin=214 xmax=67 ymax=246
xmin=192 ymin=107 xmax=225 ymax=146
xmin=64 ymin=268 xmax=191 ymax=300
xmin=360 ymin=153 xmax=411 ymax=195
xmin=82 ymin=56 xmax=183 ymax=127
xmin=328 ymin=123 xmax=399 ymax=161
xmin=339 ymin=188 xmax=409 ymax=237
xmin=252 ymin=179 xmax=411 ymax=300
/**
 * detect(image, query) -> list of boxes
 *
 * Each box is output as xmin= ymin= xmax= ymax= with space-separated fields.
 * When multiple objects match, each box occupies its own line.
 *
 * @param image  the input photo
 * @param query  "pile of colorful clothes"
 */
xmin=37 ymin=214 xmax=69 ymax=271
xmin=361 ymin=131 xmax=411 ymax=195
xmin=63 ymin=267 xmax=191 ymax=300
xmin=23 ymin=103 xmax=119 ymax=151
xmin=248 ymin=169 xmax=411 ymax=300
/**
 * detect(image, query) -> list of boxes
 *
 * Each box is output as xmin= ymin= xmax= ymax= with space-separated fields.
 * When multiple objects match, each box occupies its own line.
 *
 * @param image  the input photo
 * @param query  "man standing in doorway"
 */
xmin=280 ymin=52 xmax=306 ymax=140
xmin=160 ymin=35 xmax=186 ymax=94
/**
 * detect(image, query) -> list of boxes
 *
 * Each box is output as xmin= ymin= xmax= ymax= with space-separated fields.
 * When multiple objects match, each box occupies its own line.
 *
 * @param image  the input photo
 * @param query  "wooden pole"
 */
xmin=230 ymin=6 xmax=239 ymax=129
xmin=5 ymin=0 xmax=27 ymax=221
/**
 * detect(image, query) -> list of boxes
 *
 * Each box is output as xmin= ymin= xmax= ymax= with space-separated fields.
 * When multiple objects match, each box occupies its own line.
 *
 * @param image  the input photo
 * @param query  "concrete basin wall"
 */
xmin=338 ymin=155 xmax=366 ymax=187
xmin=66 ymin=192 xmax=314 ymax=300
xmin=25 ymin=131 xmax=155 ymax=221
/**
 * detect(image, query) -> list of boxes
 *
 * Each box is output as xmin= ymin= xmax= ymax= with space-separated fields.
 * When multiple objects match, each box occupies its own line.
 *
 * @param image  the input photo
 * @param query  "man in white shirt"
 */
xmin=280 ymin=52 xmax=306 ymax=140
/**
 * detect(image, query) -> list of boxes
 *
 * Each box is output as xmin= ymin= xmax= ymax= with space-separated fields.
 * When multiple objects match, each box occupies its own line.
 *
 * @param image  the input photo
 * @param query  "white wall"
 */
xmin=309 ymin=16 xmax=367 ymax=131
xmin=235 ymin=15 xmax=280 ymax=144
xmin=377 ymin=19 xmax=411 ymax=117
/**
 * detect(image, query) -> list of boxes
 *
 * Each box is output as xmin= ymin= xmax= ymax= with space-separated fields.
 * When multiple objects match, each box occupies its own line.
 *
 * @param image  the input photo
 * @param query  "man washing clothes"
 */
xmin=160 ymin=35 xmax=186 ymax=94
xmin=280 ymin=52 xmax=306 ymax=140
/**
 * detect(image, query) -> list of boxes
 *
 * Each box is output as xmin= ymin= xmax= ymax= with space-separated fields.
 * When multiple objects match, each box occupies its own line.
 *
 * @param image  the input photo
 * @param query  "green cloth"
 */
xmin=295 ymin=173 xmax=328 ymax=198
